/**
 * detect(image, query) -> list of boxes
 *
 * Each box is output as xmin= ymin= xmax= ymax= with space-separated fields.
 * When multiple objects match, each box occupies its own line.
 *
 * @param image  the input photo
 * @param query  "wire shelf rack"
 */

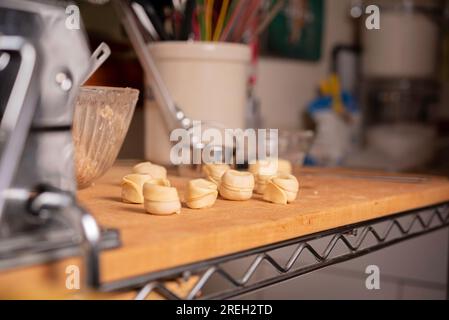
xmin=100 ymin=203 xmax=449 ymax=300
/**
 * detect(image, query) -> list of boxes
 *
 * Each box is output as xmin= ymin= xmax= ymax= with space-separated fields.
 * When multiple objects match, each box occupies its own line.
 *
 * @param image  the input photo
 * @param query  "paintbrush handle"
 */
xmin=197 ymin=0 xmax=206 ymax=40
xmin=136 ymin=0 xmax=169 ymax=40
xmin=220 ymin=0 xmax=246 ymax=41
xmin=213 ymin=0 xmax=230 ymax=41
xmin=253 ymin=0 xmax=285 ymax=38
xmin=180 ymin=0 xmax=196 ymax=40
xmin=233 ymin=0 xmax=261 ymax=42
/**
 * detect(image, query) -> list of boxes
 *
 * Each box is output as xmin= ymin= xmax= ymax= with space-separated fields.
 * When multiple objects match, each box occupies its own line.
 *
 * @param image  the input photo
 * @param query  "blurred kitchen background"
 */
xmin=78 ymin=0 xmax=449 ymax=299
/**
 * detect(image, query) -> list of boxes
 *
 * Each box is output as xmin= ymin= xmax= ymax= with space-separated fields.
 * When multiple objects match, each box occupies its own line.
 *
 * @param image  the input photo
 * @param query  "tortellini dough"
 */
xmin=143 ymin=179 xmax=181 ymax=215
xmin=277 ymin=159 xmax=293 ymax=175
xmin=263 ymin=174 xmax=299 ymax=205
xmin=121 ymin=174 xmax=152 ymax=204
xmin=249 ymin=158 xmax=293 ymax=176
xmin=249 ymin=159 xmax=278 ymax=195
xmin=218 ymin=170 xmax=254 ymax=201
xmin=203 ymin=163 xmax=230 ymax=186
xmin=185 ymin=179 xmax=218 ymax=209
xmin=133 ymin=162 xmax=167 ymax=180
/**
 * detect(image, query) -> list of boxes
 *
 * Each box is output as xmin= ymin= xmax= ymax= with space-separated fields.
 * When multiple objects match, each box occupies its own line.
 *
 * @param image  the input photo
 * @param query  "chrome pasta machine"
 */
xmin=0 ymin=0 xmax=119 ymax=288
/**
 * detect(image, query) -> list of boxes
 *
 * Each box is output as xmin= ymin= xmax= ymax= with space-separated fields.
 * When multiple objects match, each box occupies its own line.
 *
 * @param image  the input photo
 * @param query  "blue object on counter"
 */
xmin=307 ymin=91 xmax=359 ymax=114
xmin=306 ymin=91 xmax=361 ymax=167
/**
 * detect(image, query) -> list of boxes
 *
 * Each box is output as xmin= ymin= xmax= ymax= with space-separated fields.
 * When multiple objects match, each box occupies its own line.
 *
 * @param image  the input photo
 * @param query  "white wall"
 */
xmin=255 ymin=0 xmax=355 ymax=129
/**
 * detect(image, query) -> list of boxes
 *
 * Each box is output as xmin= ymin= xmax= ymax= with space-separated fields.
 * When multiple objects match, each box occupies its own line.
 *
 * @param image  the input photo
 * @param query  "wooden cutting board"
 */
xmin=76 ymin=162 xmax=449 ymax=283
xmin=1 ymin=161 xmax=449 ymax=294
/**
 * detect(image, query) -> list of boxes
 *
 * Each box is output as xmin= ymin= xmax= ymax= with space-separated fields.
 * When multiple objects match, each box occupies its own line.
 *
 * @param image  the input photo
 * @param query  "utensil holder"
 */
xmin=144 ymin=42 xmax=251 ymax=165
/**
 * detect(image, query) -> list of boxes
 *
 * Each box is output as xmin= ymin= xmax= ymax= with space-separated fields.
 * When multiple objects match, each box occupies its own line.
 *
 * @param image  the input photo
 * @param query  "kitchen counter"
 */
xmin=1 ymin=161 xmax=449 ymax=299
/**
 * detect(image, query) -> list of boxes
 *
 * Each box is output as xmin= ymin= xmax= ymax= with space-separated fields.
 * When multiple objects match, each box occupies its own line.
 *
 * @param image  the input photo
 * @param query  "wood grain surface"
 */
xmin=1 ymin=161 xmax=449 ymax=296
xmin=82 ymin=162 xmax=449 ymax=282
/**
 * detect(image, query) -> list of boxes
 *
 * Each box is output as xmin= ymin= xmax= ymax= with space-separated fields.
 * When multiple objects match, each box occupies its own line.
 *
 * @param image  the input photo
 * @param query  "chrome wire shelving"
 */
xmin=100 ymin=203 xmax=449 ymax=300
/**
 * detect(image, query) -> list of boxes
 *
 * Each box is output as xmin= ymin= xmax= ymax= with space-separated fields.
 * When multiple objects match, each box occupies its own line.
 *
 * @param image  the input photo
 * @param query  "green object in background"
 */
xmin=197 ymin=0 xmax=206 ymax=41
xmin=266 ymin=0 xmax=324 ymax=61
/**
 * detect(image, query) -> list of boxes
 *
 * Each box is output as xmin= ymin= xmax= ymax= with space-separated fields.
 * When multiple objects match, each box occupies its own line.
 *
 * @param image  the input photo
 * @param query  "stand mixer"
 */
xmin=0 ymin=0 xmax=120 ymax=288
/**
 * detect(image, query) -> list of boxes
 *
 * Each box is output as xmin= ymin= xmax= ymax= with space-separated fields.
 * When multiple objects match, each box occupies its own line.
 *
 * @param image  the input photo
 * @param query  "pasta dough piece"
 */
xmin=272 ymin=174 xmax=299 ymax=202
xmin=219 ymin=170 xmax=254 ymax=201
xmin=203 ymin=163 xmax=230 ymax=185
xmin=144 ymin=201 xmax=181 ymax=216
xmin=121 ymin=174 xmax=153 ymax=204
xmin=277 ymin=159 xmax=293 ymax=175
xmin=185 ymin=179 xmax=218 ymax=209
xmin=249 ymin=159 xmax=278 ymax=195
xmin=254 ymin=175 xmax=274 ymax=195
xmin=263 ymin=174 xmax=299 ymax=204
xmin=143 ymin=179 xmax=181 ymax=215
xmin=249 ymin=158 xmax=293 ymax=175
xmin=133 ymin=162 xmax=167 ymax=179
xmin=248 ymin=159 xmax=278 ymax=176
xmin=263 ymin=181 xmax=288 ymax=205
